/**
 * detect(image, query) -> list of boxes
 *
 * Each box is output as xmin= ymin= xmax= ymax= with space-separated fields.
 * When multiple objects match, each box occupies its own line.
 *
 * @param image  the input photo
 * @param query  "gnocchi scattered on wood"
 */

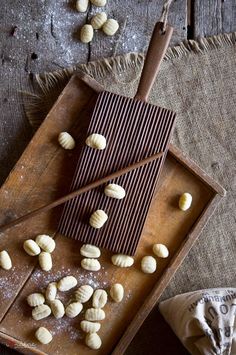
xmin=58 ymin=132 xmax=75 ymax=150
xmin=32 ymin=304 xmax=51 ymax=320
xmin=27 ymin=293 xmax=45 ymax=307
xmin=23 ymin=239 xmax=41 ymax=256
xmin=75 ymin=285 xmax=94 ymax=303
xmin=85 ymin=133 xmax=106 ymax=150
xmin=111 ymin=254 xmax=134 ymax=268
xmin=103 ymin=19 xmax=119 ymax=36
xmin=80 ymin=244 xmax=101 ymax=258
xmin=104 ymin=183 xmax=126 ymax=199
xmin=91 ymin=12 xmax=107 ymax=29
xmin=90 ymin=0 xmax=107 ymax=7
xmin=57 ymin=276 xmax=78 ymax=291
xmin=85 ymin=308 xmax=105 ymax=321
xmin=89 ymin=209 xmax=108 ymax=229
xmin=141 ymin=256 xmax=156 ymax=274
xmin=76 ymin=0 xmax=89 ymax=12
xmin=0 ymin=250 xmax=12 ymax=270
xmin=81 ymin=258 xmax=101 ymax=271
xmin=65 ymin=302 xmax=83 ymax=318
xmin=80 ymin=24 xmax=94 ymax=43
xmin=50 ymin=299 xmax=65 ymax=319
xmin=35 ymin=234 xmax=55 ymax=253
xmin=35 ymin=327 xmax=52 ymax=345
xmin=179 ymin=192 xmax=192 ymax=211
xmin=45 ymin=282 xmax=57 ymax=301
xmin=85 ymin=333 xmax=102 ymax=350
xmin=92 ymin=289 xmax=107 ymax=308
xmin=38 ymin=252 xmax=52 ymax=271
xmin=110 ymin=283 xmax=124 ymax=303
xmin=81 ymin=320 xmax=101 ymax=334
xmin=152 ymin=244 xmax=169 ymax=258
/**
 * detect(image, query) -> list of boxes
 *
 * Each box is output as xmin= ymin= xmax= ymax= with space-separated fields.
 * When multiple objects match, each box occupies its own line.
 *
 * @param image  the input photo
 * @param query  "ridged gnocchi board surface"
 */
xmin=0 ymin=74 xmax=225 ymax=355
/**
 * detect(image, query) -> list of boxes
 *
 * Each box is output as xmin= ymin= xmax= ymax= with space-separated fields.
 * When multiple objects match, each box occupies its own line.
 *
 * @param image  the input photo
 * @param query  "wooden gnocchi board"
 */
xmin=0 ymin=73 xmax=225 ymax=355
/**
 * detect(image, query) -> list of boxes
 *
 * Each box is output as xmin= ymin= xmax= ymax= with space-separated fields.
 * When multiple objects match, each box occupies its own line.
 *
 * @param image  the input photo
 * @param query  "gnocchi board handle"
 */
xmin=135 ymin=22 xmax=173 ymax=102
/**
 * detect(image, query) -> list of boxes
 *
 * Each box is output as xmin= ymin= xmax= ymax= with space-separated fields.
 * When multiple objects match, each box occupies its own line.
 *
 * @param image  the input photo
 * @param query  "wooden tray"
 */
xmin=0 ymin=73 xmax=225 ymax=355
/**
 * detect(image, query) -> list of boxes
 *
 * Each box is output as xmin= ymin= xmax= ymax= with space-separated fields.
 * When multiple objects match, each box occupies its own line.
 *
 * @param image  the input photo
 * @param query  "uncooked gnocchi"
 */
xmin=50 ymin=299 xmax=65 ymax=319
xmin=90 ymin=0 xmax=106 ymax=6
xmin=179 ymin=192 xmax=192 ymax=211
xmin=75 ymin=284 xmax=94 ymax=303
xmin=35 ymin=327 xmax=52 ymax=345
xmin=38 ymin=252 xmax=52 ymax=271
xmin=92 ymin=289 xmax=107 ymax=308
xmin=35 ymin=234 xmax=55 ymax=253
xmin=58 ymin=132 xmax=75 ymax=150
xmin=80 ymin=244 xmax=101 ymax=258
xmin=0 ymin=250 xmax=12 ymax=270
xmin=23 ymin=239 xmax=40 ymax=256
xmin=80 ymin=24 xmax=94 ymax=43
xmin=89 ymin=209 xmax=108 ymax=229
xmin=27 ymin=293 xmax=45 ymax=307
xmin=81 ymin=258 xmax=101 ymax=271
xmin=76 ymin=0 xmax=88 ymax=12
xmin=141 ymin=256 xmax=156 ymax=274
xmin=85 ymin=133 xmax=106 ymax=150
xmin=81 ymin=320 xmax=101 ymax=333
xmin=104 ymin=183 xmax=126 ymax=199
xmin=32 ymin=304 xmax=51 ymax=320
xmin=111 ymin=254 xmax=134 ymax=268
xmin=85 ymin=333 xmax=102 ymax=350
xmin=152 ymin=244 xmax=169 ymax=258
xmin=103 ymin=19 xmax=119 ymax=36
xmin=110 ymin=283 xmax=124 ymax=303
xmin=85 ymin=308 xmax=105 ymax=321
xmin=45 ymin=282 xmax=57 ymax=301
xmin=91 ymin=12 xmax=107 ymax=29
xmin=57 ymin=276 xmax=78 ymax=291
xmin=65 ymin=302 xmax=83 ymax=318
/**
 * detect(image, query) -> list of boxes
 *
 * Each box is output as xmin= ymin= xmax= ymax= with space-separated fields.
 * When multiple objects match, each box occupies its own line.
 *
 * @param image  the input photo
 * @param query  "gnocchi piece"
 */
xmin=80 ymin=244 xmax=101 ymax=258
xmin=32 ymin=304 xmax=51 ymax=320
xmin=23 ymin=239 xmax=41 ymax=256
xmin=75 ymin=285 xmax=94 ymax=303
xmin=152 ymin=243 xmax=169 ymax=258
xmin=58 ymin=132 xmax=75 ymax=150
xmin=179 ymin=192 xmax=192 ymax=211
xmin=102 ymin=19 xmax=119 ymax=36
xmin=80 ymin=320 xmax=101 ymax=333
xmin=90 ymin=0 xmax=106 ymax=6
xmin=35 ymin=234 xmax=55 ymax=253
xmin=0 ymin=250 xmax=12 ymax=270
xmin=50 ymin=299 xmax=65 ymax=319
xmin=92 ymin=289 xmax=107 ymax=308
xmin=111 ymin=254 xmax=134 ymax=268
xmin=89 ymin=209 xmax=108 ymax=229
xmin=45 ymin=282 xmax=57 ymax=301
xmin=38 ymin=252 xmax=52 ymax=271
xmin=110 ymin=283 xmax=124 ymax=303
xmin=85 ymin=333 xmax=102 ymax=350
xmin=27 ymin=293 xmax=45 ymax=307
xmin=76 ymin=0 xmax=89 ymax=12
xmin=85 ymin=133 xmax=106 ymax=150
xmin=104 ymin=183 xmax=126 ymax=200
xmin=81 ymin=258 xmax=101 ymax=272
xmin=141 ymin=256 xmax=157 ymax=274
xmin=85 ymin=308 xmax=105 ymax=321
xmin=35 ymin=327 xmax=52 ymax=345
xmin=91 ymin=12 xmax=107 ymax=30
xmin=57 ymin=276 xmax=78 ymax=291
xmin=65 ymin=302 xmax=83 ymax=318
xmin=80 ymin=24 xmax=94 ymax=43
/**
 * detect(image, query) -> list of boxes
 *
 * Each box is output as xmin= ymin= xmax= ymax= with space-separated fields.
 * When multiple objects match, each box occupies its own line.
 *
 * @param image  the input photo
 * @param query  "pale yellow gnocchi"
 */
xmin=104 ymin=183 xmax=126 ymax=199
xmin=80 ymin=320 xmax=101 ymax=333
xmin=90 ymin=0 xmax=106 ymax=6
xmin=152 ymin=243 xmax=169 ymax=258
xmin=65 ymin=302 xmax=83 ymax=318
xmin=45 ymin=282 xmax=57 ymax=301
xmin=141 ymin=256 xmax=157 ymax=274
xmin=50 ymin=299 xmax=65 ymax=319
xmin=85 ymin=333 xmax=102 ymax=350
xmin=32 ymin=304 xmax=51 ymax=320
xmin=85 ymin=308 xmax=105 ymax=321
xmin=111 ymin=254 xmax=134 ymax=268
xmin=179 ymin=192 xmax=192 ymax=211
xmin=38 ymin=252 xmax=52 ymax=271
xmin=81 ymin=258 xmax=101 ymax=271
xmin=35 ymin=327 xmax=52 ymax=344
xmin=35 ymin=234 xmax=55 ymax=253
xmin=92 ymin=289 xmax=107 ymax=308
xmin=91 ymin=12 xmax=107 ymax=30
xmin=89 ymin=209 xmax=108 ymax=229
xmin=57 ymin=276 xmax=78 ymax=291
xmin=85 ymin=133 xmax=106 ymax=150
xmin=80 ymin=24 xmax=94 ymax=43
xmin=23 ymin=239 xmax=41 ymax=256
xmin=27 ymin=293 xmax=45 ymax=307
xmin=103 ymin=19 xmax=119 ymax=36
xmin=76 ymin=0 xmax=89 ymax=12
xmin=75 ymin=284 xmax=94 ymax=303
xmin=80 ymin=244 xmax=101 ymax=258
xmin=58 ymin=132 xmax=75 ymax=150
xmin=110 ymin=283 xmax=124 ymax=303
xmin=0 ymin=250 xmax=12 ymax=270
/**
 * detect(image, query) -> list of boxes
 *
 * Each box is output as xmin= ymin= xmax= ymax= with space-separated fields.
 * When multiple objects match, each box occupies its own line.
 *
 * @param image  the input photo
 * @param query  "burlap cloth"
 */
xmin=22 ymin=33 xmax=236 ymax=354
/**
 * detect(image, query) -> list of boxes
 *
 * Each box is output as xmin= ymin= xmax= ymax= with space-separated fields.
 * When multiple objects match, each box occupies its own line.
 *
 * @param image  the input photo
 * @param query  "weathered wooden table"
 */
xmin=0 ymin=1 xmax=235 ymax=354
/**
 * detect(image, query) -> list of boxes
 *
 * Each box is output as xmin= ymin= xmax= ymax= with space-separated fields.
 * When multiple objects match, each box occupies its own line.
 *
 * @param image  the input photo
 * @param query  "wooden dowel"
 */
xmin=0 ymin=151 xmax=163 ymax=233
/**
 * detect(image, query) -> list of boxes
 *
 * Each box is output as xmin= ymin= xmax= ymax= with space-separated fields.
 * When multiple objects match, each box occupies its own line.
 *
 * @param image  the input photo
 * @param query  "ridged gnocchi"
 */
xmin=81 ymin=258 xmax=101 ymax=271
xmin=65 ymin=302 xmax=83 ymax=318
xmin=110 ymin=283 xmax=124 ymax=303
xmin=32 ymin=304 xmax=51 ymax=320
xmin=27 ymin=293 xmax=45 ymax=307
xmin=45 ymin=282 xmax=57 ymax=301
xmin=80 ymin=24 xmax=94 ymax=43
xmin=103 ymin=19 xmax=119 ymax=36
xmin=58 ymin=132 xmax=75 ymax=150
xmin=85 ymin=133 xmax=106 ymax=150
xmin=35 ymin=234 xmax=55 ymax=253
xmin=152 ymin=244 xmax=169 ymax=258
xmin=76 ymin=0 xmax=89 ymax=12
xmin=50 ymin=299 xmax=65 ymax=319
xmin=81 ymin=320 xmax=101 ymax=333
xmin=89 ymin=209 xmax=108 ymax=229
xmin=38 ymin=252 xmax=52 ymax=271
xmin=111 ymin=254 xmax=134 ymax=268
xmin=104 ymin=183 xmax=126 ymax=199
xmin=85 ymin=308 xmax=105 ymax=321
xmin=141 ymin=256 xmax=157 ymax=274
xmin=75 ymin=285 xmax=94 ymax=303
xmin=85 ymin=333 xmax=102 ymax=350
xmin=179 ymin=192 xmax=192 ymax=211
xmin=80 ymin=244 xmax=101 ymax=258
xmin=23 ymin=239 xmax=41 ymax=256
xmin=90 ymin=0 xmax=106 ymax=6
xmin=92 ymin=289 xmax=107 ymax=308
xmin=35 ymin=327 xmax=52 ymax=345
xmin=57 ymin=276 xmax=78 ymax=291
xmin=0 ymin=250 xmax=12 ymax=270
xmin=91 ymin=12 xmax=107 ymax=29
